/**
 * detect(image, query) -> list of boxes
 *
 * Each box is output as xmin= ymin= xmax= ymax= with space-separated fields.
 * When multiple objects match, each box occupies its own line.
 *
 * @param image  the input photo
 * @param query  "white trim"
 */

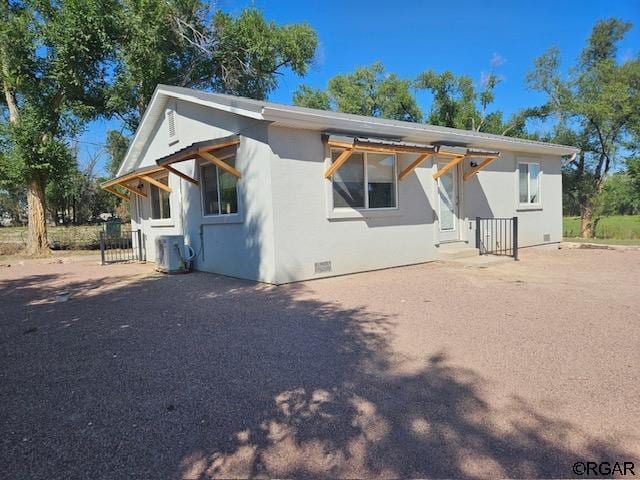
xmin=198 ymin=160 xmax=242 ymax=220
xmin=436 ymin=160 xmax=460 ymax=242
xmin=149 ymin=172 xmax=172 ymax=220
xmin=328 ymin=148 xmax=399 ymax=216
xmin=517 ymin=159 xmax=542 ymax=208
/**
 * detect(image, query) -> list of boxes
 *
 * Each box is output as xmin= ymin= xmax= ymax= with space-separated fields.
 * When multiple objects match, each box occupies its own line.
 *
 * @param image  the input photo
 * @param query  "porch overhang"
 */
xmin=155 ymin=134 xmax=241 ymax=182
xmin=101 ymin=135 xmax=242 ymax=200
xmin=433 ymin=146 xmax=501 ymax=181
xmin=322 ymin=134 xmax=438 ymax=180
xmin=100 ymin=164 xmax=169 ymax=201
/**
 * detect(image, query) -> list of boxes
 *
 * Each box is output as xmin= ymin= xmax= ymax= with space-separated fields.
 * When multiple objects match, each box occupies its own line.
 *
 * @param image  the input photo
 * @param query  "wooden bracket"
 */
xmin=198 ymin=150 xmax=241 ymax=178
xmin=399 ymin=153 xmax=431 ymax=181
xmin=162 ymin=164 xmax=199 ymax=186
xmin=433 ymin=155 xmax=465 ymax=180
xmin=103 ymin=186 xmax=130 ymax=202
xmin=324 ymin=148 xmax=354 ymax=178
xmin=140 ymin=175 xmax=172 ymax=192
xmin=463 ymin=156 xmax=499 ymax=181
xmin=120 ymin=183 xmax=147 ymax=197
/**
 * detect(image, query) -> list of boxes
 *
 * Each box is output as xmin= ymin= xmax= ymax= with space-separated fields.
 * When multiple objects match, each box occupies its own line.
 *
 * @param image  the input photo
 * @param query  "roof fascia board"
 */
xmin=262 ymin=106 xmax=579 ymax=157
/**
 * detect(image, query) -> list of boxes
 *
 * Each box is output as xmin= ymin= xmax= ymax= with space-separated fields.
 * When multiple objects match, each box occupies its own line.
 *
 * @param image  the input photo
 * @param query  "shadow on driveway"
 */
xmin=0 ymin=269 xmax=635 ymax=479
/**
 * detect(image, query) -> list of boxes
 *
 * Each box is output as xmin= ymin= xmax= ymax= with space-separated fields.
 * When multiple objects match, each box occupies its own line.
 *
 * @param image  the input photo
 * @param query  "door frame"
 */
xmin=437 ymin=160 xmax=461 ymax=243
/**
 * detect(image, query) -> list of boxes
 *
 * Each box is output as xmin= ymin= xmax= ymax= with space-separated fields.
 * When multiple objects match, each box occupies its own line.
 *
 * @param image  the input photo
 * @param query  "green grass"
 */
xmin=563 ymin=237 xmax=640 ymax=246
xmin=563 ymin=215 xmax=640 ymax=241
xmin=0 ymin=224 xmax=103 ymax=250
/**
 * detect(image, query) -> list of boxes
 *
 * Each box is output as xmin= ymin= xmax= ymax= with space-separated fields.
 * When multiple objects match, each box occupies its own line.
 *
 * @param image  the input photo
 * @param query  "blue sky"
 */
xmin=81 ymin=0 xmax=639 ymax=175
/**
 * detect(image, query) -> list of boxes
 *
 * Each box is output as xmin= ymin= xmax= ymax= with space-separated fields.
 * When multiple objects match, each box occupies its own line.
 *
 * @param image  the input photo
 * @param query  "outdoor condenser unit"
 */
xmin=155 ymin=235 xmax=187 ymax=273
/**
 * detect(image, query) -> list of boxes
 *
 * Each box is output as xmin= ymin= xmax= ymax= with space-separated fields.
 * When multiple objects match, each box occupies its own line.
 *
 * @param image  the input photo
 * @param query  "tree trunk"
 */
xmin=579 ymin=203 xmax=593 ymax=239
xmin=26 ymin=179 xmax=49 ymax=256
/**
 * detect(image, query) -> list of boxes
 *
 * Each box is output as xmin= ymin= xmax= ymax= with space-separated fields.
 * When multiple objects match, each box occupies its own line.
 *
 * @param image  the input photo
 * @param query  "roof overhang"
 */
xmin=116 ymin=84 xmax=580 ymax=179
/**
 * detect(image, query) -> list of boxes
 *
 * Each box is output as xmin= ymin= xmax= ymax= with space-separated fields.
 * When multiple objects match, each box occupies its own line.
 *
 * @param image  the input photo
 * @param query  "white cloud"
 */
xmin=490 ymin=52 xmax=506 ymax=68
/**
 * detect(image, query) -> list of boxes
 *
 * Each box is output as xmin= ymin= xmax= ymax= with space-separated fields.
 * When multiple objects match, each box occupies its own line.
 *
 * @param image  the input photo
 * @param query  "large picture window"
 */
xmin=331 ymin=149 xmax=397 ymax=209
xmin=201 ymin=158 xmax=238 ymax=216
xmin=150 ymin=175 xmax=171 ymax=219
xmin=518 ymin=162 xmax=540 ymax=205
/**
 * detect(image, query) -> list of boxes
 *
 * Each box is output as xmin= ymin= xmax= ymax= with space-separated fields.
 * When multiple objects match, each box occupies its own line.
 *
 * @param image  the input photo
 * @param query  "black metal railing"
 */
xmin=99 ymin=227 xmax=144 ymax=265
xmin=475 ymin=217 xmax=518 ymax=260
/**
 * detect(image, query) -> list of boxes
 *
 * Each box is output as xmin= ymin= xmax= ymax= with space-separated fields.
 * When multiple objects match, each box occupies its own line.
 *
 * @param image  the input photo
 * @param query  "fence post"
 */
xmin=475 ymin=217 xmax=481 ymax=253
xmin=137 ymin=230 xmax=143 ymax=262
xmin=512 ymin=216 xmax=519 ymax=261
xmin=99 ymin=231 xmax=106 ymax=265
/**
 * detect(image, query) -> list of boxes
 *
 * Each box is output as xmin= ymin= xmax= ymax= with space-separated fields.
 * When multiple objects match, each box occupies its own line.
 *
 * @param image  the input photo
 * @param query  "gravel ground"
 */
xmin=1 ymin=248 xmax=639 ymax=479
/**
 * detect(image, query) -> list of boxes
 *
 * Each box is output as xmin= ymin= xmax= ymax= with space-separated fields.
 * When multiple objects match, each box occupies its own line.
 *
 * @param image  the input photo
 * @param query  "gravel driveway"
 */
xmin=1 ymin=247 xmax=639 ymax=479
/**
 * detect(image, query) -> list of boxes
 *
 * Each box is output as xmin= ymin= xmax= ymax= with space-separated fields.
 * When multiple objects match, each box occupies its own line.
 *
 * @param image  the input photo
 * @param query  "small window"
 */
xmin=519 ymin=162 xmax=540 ymax=205
xmin=331 ymin=149 xmax=397 ymax=209
xmin=150 ymin=175 xmax=171 ymax=219
xmin=201 ymin=158 xmax=238 ymax=216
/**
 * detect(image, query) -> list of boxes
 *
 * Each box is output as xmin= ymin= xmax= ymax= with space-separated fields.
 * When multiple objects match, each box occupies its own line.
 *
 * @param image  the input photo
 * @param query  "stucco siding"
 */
xmin=131 ymin=99 xmax=277 ymax=283
xmin=462 ymin=153 xmax=563 ymax=248
xmin=268 ymin=126 xmax=438 ymax=284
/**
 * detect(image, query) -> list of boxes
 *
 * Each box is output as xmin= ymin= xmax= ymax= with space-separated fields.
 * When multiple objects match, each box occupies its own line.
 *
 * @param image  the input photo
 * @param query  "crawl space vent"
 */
xmin=314 ymin=261 xmax=332 ymax=274
xmin=543 ymin=233 xmax=551 ymax=242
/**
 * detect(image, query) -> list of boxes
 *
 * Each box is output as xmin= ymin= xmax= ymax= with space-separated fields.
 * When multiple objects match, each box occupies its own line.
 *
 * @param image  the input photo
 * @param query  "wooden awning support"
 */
xmin=433 ymin=155 xmax=466 ymax=180
xmin=120 ymin=183 xmax=147 ymax=198
xmin=162 ymin=164 xmax=198 ymax=185
xmin=324 ymin=148 xmax=354 ymax=178
xmin=463 ymin=155 xmax=500 ymax=181
xmin=323 ymin=135 xmax=437 ymax=179
xmin=399 ymin=153 xmax=432 ymax=181
xmin=103 ymin=185 xmax=130 ymax=202
xmin=101 ymin=135 xmax=241 ymax=200
xmin=140 ymin=175 xmax=172 ymax=193
xmin=197 ymin=151 xmax=241 ymax=178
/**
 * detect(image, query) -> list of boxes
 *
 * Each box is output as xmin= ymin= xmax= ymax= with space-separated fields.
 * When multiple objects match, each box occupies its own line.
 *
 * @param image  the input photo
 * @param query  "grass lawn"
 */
xmin=0 ymin=224 xmax=103 ymax=250
xmin=563 ymin=215 xmax=640 ymax=242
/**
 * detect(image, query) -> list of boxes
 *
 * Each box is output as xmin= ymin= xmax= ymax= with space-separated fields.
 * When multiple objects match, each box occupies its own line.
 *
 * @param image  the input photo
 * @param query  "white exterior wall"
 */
xmin=130 ymin=103 xmax=563 ymax=285
xmin=131 ymin=99 xmax=278 ymax=283
xmin=461 ymin=153 xmax=563 ymax=247
xmin=268 ymin=126 xmax=438 ymax=284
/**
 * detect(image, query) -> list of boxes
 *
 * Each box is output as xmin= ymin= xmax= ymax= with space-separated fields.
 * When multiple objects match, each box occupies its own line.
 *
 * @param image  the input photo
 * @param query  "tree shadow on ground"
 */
xmin=0 ymin=270 xmax=636 ymax=479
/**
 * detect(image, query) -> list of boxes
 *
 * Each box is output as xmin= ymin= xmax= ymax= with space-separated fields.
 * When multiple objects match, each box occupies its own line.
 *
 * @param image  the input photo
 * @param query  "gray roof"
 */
xmin=117 ymin=84 xmax=579 ymax=177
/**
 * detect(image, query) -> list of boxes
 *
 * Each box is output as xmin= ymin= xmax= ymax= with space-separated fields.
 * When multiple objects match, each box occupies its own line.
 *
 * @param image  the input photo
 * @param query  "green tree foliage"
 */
xmin=105 ymin=130 xmax=130 ymax=177
xmin=415 ymin=70 xmax=529 ymax=137
xmin=527 ymin=18 xmax=640 ymax=237
xmin=0 ymin=0 xmax=119 ymax=254
xmin=294 ymin=62 xmax=422 ymax=122
xmin=109 ymin=3 xmax=318 ymax=131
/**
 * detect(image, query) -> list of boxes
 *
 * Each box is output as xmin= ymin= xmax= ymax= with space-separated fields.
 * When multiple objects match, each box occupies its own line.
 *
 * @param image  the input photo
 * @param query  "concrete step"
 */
xmin=436 ymin=243 xmax=480 ymax=260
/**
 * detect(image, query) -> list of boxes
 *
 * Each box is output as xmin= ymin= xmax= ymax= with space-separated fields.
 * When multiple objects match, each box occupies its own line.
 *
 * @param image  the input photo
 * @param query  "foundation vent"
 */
xmin=314 ymin=261 xmax=332 ymax=274
xmin=543 ymin=233 xmax=551 ymax=242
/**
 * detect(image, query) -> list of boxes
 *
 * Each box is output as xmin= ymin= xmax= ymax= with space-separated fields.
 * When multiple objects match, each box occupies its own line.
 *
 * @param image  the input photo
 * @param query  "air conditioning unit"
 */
xmin=155 ymin=235 xmax=187 ymax=273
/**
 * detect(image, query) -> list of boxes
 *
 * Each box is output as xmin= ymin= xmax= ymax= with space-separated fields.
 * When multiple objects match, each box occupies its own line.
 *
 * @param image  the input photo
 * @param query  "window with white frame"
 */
xmin=331 ymin=149 xmax=397 ymax=209
xmin=518 ymin=162 xmax=541 ymax=205
xmin=200 ymin=157 xmax=238 ymax=216
xmin=150 ymin=175 xmax=171 ymax=219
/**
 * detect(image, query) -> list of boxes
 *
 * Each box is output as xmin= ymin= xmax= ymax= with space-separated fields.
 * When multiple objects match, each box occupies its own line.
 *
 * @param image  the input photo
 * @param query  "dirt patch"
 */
xmin=1 ymin=248 xmax=638 ymax=479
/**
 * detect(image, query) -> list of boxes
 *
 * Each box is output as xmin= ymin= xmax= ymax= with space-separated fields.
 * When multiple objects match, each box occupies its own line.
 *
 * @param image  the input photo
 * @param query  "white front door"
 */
xmin=438 ymin=162 xmax=459 ymax=242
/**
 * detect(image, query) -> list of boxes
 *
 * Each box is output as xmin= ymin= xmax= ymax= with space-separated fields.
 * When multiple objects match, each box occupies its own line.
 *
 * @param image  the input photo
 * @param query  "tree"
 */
xmin=294 ymin=62 xmax=422 ymax=122
xmin=526 ymin=18 xmax=640 ymax=237
xmin=109 ymin=3 xmax=318 ymax=131
xmin=0 ymin=0 xmax=119 ymax=254
xmin=415 ymin=69 xmax=529 ymax=137
xmin=105 ymin=130 xmax=130 ymax=177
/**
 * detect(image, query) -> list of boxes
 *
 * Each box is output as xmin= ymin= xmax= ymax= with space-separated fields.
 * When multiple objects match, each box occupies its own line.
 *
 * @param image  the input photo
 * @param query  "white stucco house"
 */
xmin=102 ymin=85 xmax=579 ymax=284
